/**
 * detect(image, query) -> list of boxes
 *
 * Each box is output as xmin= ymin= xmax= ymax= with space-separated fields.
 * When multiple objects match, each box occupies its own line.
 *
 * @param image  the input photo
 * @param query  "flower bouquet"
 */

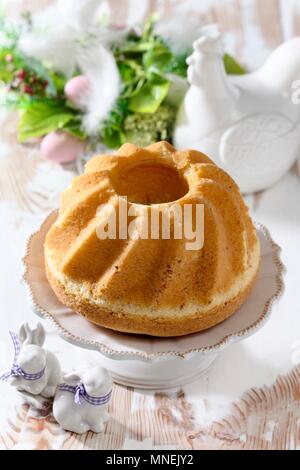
xmin=0 ymin=0 xmax=245 ymax=164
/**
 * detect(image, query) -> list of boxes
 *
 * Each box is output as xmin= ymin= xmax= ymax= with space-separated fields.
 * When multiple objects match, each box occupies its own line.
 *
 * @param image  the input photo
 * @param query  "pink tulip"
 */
xmin=40 ymin=132 xmax=86 ymax=163
xmin=64 ymin=75 xmax=90 ymax=107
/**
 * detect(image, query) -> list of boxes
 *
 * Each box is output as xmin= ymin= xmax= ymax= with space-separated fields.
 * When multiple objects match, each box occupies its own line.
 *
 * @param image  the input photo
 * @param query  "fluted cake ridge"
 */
xmin=45 ymin=142 xmax=260 ymax=337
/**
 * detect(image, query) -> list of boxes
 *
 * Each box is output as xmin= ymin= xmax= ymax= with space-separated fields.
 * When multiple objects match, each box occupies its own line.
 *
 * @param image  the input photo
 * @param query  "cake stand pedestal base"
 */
xmin=86 ymin=351 xmax=218 ymax=390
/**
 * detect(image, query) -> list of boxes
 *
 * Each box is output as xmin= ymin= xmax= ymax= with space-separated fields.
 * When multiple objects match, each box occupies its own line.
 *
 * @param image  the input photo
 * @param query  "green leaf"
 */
xmin=101 ymin=98 xmax=128 ymax=148
xmin=0 ymin=68 xmax=14 ymax=82
xmin=165 ymin=53 xmax=189 ymax=77
xmin=142 ymin=14 xmax=158 ymax=41
xmin=118 ymin=62 xmax=137 ymax=83
xmin=128 ymin=76 xmax=170 ymax=114
xmin=143 ymin=45 xmax=173 ymax=72
xmin=102 ymin=126 xmax=125 ymax=148
xmin=122 ymin=77 xmax=146 ymax=99
xmin=117 ymin=41 xmax=153 ymax=54
xmin=47 ymin=70 xmax=67 ymax=95
xmin=224 ymin=53 xmax=246 ymax=75
xmin=18 ymin=100 xmax=76 ymax=142
xmin=0 ymin=48 xmax=15 ymax=82
xmin=63 ymin=119 xmax=87 ymax=140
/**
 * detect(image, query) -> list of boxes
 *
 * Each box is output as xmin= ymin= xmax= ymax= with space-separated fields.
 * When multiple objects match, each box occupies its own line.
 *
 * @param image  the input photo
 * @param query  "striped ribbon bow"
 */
xmin=58 ymin=382 xmax=112 ymax=406
xmin=0 ymin=331 xmax=45 ymax=382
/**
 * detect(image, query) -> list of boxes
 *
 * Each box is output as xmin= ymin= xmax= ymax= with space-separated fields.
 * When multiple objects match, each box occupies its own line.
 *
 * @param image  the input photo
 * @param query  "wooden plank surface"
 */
xmin=108 ymin=0 xmax=284 ymax=68
xmin=1 ymin=365 xmax=300 ymax=449
xmin=0 ymin=0 xmax=300 ymax=450
xmin=280 ymin=0 xmax=300 ymax=37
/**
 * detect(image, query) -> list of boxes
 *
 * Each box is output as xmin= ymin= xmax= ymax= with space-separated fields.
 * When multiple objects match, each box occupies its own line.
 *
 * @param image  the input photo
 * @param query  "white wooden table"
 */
xmin=0 ymin=0 xmax=300 ymax=450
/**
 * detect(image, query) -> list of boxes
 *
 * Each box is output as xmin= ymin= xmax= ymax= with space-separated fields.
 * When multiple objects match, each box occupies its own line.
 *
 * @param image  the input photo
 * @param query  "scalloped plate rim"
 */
xmin=23 ymin=211 xmax=285 ymax=364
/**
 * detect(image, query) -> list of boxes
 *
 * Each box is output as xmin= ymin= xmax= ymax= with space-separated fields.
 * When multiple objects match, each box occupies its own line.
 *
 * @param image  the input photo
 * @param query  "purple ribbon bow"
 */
xmin=58 ymin=382 xmax=112 ymax=406
xmin=0 ymin=331 xmax=45 ymax=382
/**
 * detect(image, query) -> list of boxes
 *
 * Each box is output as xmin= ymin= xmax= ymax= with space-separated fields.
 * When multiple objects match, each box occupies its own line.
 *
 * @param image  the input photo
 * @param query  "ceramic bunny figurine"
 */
xmin=174 ymin=24 xmax=300 ymax=193
xmin=53 ymin=366 xmax=112 ymax=434
xmin=1 ymin=323 xmax=62 ymax=399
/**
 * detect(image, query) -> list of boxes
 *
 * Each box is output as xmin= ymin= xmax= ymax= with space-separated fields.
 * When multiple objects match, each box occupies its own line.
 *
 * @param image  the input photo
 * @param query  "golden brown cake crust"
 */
xmin=44 ymin=141 xmax=261 ymax=337
xmin=45 ymin=258 xmax=259 ymax=337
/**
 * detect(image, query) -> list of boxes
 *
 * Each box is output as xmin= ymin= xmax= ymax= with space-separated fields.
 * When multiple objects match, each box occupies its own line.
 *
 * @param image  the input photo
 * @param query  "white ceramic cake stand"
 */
xmin=23 ymin=212 xmax=284 ymax=390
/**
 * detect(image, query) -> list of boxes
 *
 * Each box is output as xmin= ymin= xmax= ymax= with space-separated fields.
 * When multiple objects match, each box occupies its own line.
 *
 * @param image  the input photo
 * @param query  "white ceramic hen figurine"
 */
xmin=174 ymin=25 xmax=300 ymax=193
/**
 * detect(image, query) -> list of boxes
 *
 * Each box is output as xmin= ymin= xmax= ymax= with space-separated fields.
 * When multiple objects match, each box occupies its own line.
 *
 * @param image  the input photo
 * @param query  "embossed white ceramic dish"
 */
xmin=23 ymin=212 xmax=285 ymax=389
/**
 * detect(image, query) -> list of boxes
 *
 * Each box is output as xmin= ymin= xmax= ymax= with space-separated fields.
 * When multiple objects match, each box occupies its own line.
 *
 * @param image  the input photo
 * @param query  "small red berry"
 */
xmin=24 ymin=85 xmax=34 ymax=95
xmin=17 ymin=69 xmax=26 ymax=80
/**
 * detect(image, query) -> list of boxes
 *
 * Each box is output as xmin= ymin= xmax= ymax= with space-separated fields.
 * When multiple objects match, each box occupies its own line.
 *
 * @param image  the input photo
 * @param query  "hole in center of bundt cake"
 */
xmin=112 ymin=163 xmax=189 ymax=205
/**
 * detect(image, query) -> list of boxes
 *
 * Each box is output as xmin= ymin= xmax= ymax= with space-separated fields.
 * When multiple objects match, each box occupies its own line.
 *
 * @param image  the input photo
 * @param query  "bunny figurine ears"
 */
xmin=1 ymin=323 xmax=62 ymax=399
xmin=1 ymin=322 xmax=112 ymax=434
xmin=19 ymin=322 xmax=46 ymax=346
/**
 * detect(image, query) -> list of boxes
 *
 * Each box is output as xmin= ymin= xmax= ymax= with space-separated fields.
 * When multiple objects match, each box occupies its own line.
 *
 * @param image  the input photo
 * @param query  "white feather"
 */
xmin=18 ymin=3 xmax=79 ymax=75
xmin=57 ymin=0 xmax=106 ymax=32
xmin=78 ymin=45 xmax=121 ymax=134
xmin=18 ymin=0 xmax=121 ymax=73
xmin=18 ymin=0 xmax=122 ymax=130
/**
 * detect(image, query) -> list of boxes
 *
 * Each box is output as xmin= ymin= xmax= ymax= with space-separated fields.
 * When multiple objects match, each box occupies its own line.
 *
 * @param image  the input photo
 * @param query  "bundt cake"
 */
xmin=44 ymin=141 xmax=260 ymax=337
